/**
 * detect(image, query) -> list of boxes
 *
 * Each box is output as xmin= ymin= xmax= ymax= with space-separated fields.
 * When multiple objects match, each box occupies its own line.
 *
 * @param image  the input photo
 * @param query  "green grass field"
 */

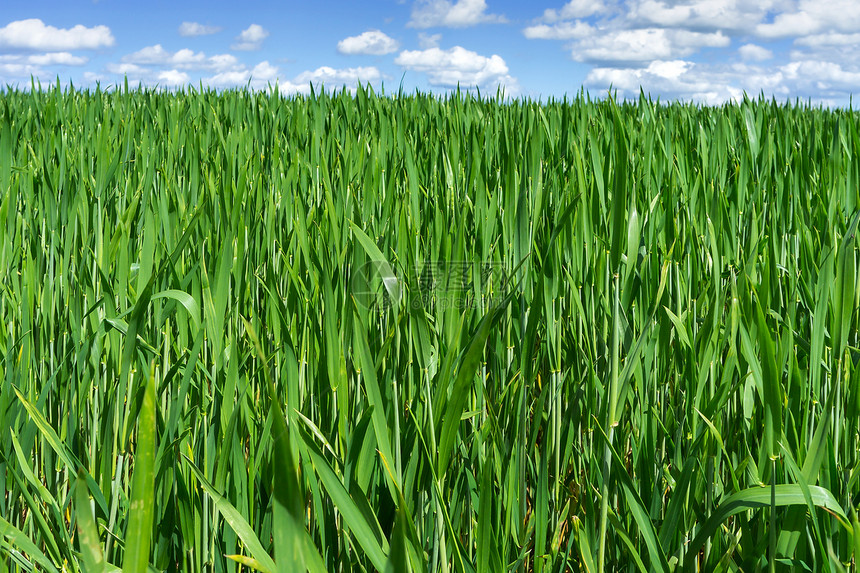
xmin=1 ymin=84 xmax=859 ymax=572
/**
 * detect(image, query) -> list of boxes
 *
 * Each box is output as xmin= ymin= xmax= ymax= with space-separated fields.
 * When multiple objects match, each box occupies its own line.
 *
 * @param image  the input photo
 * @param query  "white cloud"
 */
xmin=395 ymin=45 xmax=517 ymax=90
xmin=0 ymin=62 xmax=40 ymax=78
xmin=82 ymin=71 xmax=104 ymax=83
xmin=586 ymin=60 xmax=740 ymax=104
xmin=571 ymin=28 xmax=729 ymax=63
xmin=756 ymin=12 xmax=818 ymax=37
xmin=337 ymin=30 xmax=400 ymax=55
xmin=29 ymin=52 xmax=88 ymax=66
xmin=738 ymin=43 xmax=773 ymax=61
xmin=418 ymin=32 xmax=443 ymax=48
xmin=581 ymin=55 xmax=860 ymax=106
xmin=628 ymin=0 xmax=781 ymax=32
xmin=205 ymin=61 xmax=279 ymax=89
xmin=523 ymin=21 xmax=594 ymax=40
xmin=123 ymin=45 xmax=238 ymax=71
xmin=0 ymin=52 xmax=87 ymax=66
xmin=274 ymin=66 xmax=383 ymax=95
xmin=782 ymin=59 xmax=860 ymax=89
xmin=408 ymin=0 xmax=507 ymax=28
xmin=178 ymin=22 xmax=222 ymax=37
xmin=796 ymin=32 xmax=860 ymax=47
xmin=157 ymin=69 xmax=191 ymax=85
xmin=125 ymin=45 xmax=204 ymax=66
xmin=540 ymin=0 xmax=605 ymax=22
xmin=0 ymin=19 xmax=114 ymax=51
xmin=756 ymin=0 xmax=860 ymax=38
xmin=209 ymin=65 xmax=383 ymax=94
xmin=106 ymin=62 xmax=147 ymax=75
xmin=232 ymin=24 xmax=269 ymax=51
xmin=294 ymin=66 xmax=382 ymax=86
xmin=209 ymin=54 xmax=240 ymax=70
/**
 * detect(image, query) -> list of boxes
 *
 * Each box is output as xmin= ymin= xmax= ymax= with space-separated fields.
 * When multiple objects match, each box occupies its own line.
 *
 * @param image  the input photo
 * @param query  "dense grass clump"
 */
xmin=1 ymin=84 xmax=859 ymax=572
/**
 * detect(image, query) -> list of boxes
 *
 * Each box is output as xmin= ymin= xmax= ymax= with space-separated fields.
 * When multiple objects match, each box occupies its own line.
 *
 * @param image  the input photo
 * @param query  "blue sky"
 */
xmin=1 ymin=0 xmax=858 ymax=105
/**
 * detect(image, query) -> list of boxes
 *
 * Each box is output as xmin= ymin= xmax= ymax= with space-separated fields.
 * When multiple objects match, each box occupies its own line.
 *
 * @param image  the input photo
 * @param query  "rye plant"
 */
xmin=0 ymin=81 xmax=859 ymax=572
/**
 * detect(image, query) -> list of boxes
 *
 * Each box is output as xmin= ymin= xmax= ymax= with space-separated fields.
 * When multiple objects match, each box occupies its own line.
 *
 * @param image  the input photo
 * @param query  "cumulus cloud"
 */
xmin=337 ymin=30 xmax=400 ymax=55
xmin=0 ymin=62 xmax=41 ymax=79
xmin=540 ymin=0 xmax=605 ymax=22
xmin=123 ymin=45 xmax=238 ymax=71
xmin=627 ymin=0 xmax=781 ymax=32
xmin=782 ymin=59 xmax=860 ymax=89
xmin=106 ymin=63 xmax=147 ymax=76
xmin=157 ymin=69 xmax=191 ymax=85
xmin=756 ymin=1 xmax=860 ymax=38
xmin=582 ymin=55 xmax=860 ymax=106
xmin=205 ymin=61 xmax=279 ymax=89
xmin=0 ymin=52 xmax=87 ymax=66
xmin=418 ymin=32 xmax=443 ymax=48
xmin=268 ymin=66 xmax=383 ymax=95
xmin=796 ymin=32 xmax=860 ymax=47
xmin=295 ymin=66 xmax=382 ymax=86
xmin=739 ymin=43 xmax=773 ymax=61
xmin=0 ymin=51 xmax=89 ymax=83
xmin=0 ymin=19 xmax=114 ymax=51
xmin=523 ymin=21 xmax=594 ymax=40
xmin=571 ymin=28 xmax=730 ymax=63
xmin=232 ymin=24 xmax=269 ymax=51
xmin=178 ymin=22 xmax=222 ymax=37
xmin=586 ymin=61 xmax=732 ymax=104
xmin=395 ymin=45 xmax=517 ymax=90
xmin=408 ymin=0 xmax=507 ymax=28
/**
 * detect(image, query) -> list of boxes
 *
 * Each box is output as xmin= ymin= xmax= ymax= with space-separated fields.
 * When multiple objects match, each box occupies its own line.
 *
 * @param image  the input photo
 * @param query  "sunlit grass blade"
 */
xmin=183 ymin=456 xmax=277 ymax=573
xmin=76 ymin=469 xmax=107 ymax=573
xmin=122 ymin=366 xmax=156 ymax=573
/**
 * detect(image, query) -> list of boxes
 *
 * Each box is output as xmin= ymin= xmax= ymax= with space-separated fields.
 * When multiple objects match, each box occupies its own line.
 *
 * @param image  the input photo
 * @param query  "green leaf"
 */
xmin=437 ymin=292 xmax=514 ymax=475
xmin=298 ymin=428 xmax=389 ymax=572
xmin=754 ymin=293 xmax=783 ymax=460
xmin=348 ymin=220 xmax=401 ymax=305
xmin=184 ymin=456 xmax=277 ymax=573
xmin=0 ymin=515 xmax=59 ymax=573
xmin=122 ymin=366 xmax=156 ymax=573
xmin=76 ymin=469 xmax=107 ymax=573
xmin=684 ymin=484 xmax=848 ymax=569
xmin=151 ymin=289 xmax=202 ymax=333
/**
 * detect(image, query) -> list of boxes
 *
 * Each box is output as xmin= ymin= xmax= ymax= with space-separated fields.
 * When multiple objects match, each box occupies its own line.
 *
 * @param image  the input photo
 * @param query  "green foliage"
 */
xmin=0 ymin=84 xmax=859 ymax=572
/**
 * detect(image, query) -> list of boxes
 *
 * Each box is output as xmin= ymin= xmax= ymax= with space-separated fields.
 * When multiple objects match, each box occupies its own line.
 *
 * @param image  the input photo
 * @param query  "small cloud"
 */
xmin=756 ymin=13 xmax=820 ymax=38
xmin=274 ymin=66 xmax=383 ymax=95
xmin=206 ymin=61 xmax=279 ymax=88
xmin=523 ymin=21 xmax=593 ymax=40
xmin=408 ymin=0 xmax=507 ymax=29
xmin=0 ymin=18 xmax=114 ymax=51
xmin=570 ymin=28 xmax=729 ymax=64
xmin=28 ymin=52 xmax=88 ymax=66
xmin=123 ymin=45 xmax=238 ymax=71
xmin=0 ymin=52 xmax=88 ymax=66
xmin=738 ymin=43 xmax=772 ymax=62
xmin=295 ymin=66 xmax=382 ymax=86
xmin=395 ymin=45 xmax=517 ymax=91
xmin=157 ymin=69 xmax=191 ymax=85
xmin=106 ymin=62 xmax=147 ymax=75
xmin=232 ymin=24 xmax=269 ymax=51
xmin=418 ymin=32 xmax=442 ymax=48
xmin=179 ymin=22 xmax=222 ymax=37
xmin=540 ymin=0 xmax=604 ymax=22
xmin=82 ymin=71 xmax=104 ymax=83
xmin=337 ymin=30 xmax=400 ymax=55
xmin=796 ymin=32 xmax=860 ymax=47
